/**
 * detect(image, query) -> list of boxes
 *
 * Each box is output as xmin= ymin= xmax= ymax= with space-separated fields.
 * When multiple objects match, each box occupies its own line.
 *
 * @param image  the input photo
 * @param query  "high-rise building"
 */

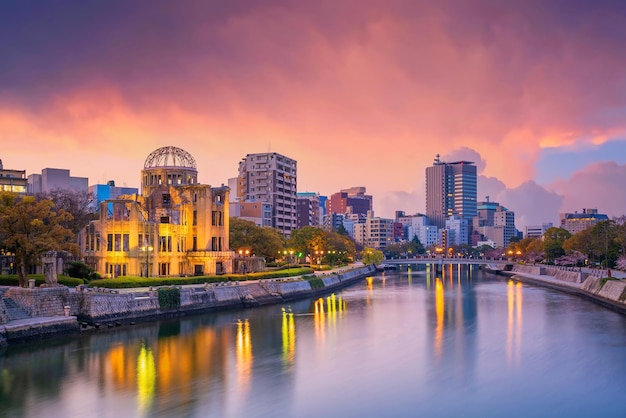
xmin=326 ymin=186 xmax=373 ymax=229
xmin=296 ymin=192 xmax=321 ymax=228
xmin=425 ymin=155 xmax=477 ymax=229
xmin=237 ymin=152 xmax=297 ymax=237
xmin=0 ymin=159 xmax=27 ymax=194
xmin=473 ymin=199 xmax=516 ymax=248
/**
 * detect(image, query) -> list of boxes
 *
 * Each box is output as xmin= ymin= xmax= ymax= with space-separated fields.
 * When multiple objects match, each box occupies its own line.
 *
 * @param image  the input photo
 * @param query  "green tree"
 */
xmin=587 ymin=220 xmax=618 ymax=267
xmin=408 ymin=235 xmax=426 ymax=255
xmin=361 ymin=247 xmax=384 ymax=265
xmin=253 ymin=227 xmax=285 ymax=260
xmin=288 ymin=226 xmax=327 ymax=262
xmin=229 ymin=218 xmax=285 ymax=260
xmin=0 ymin=194 xmax=75 ymax=287
xmin=542 ymin=227 xmax=571 ymax=262
xmin=383 ymin=242 xmax=404 ymax=258
xmin=324 ymin=230 xmax=356 ymax=260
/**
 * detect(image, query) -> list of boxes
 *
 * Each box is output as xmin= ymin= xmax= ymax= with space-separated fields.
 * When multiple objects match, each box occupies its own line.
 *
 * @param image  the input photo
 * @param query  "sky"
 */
xmin=3 ymin=0 xmax=626 ymax=230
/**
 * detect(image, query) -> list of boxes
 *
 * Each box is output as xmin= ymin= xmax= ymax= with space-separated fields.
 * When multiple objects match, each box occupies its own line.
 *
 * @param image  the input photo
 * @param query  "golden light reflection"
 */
xmin=107 ymin=345 xmax=127 ymax=388
xmin=434 ymin=278 xmax=444 ymax=360
xmin=314 ymin=298 xmax=326 ymax=344
xmin=407 ymin=267 xmax=412 ymax=285
xmin=236 ymin=319 xmax=253 ymax=389
xmin=506 ymin=280 xmax=524 ymax=367
xmin=282 ymin=309 xmax=296 ymax=368
xmin=136 ymin=344 xmax=156 ymax=417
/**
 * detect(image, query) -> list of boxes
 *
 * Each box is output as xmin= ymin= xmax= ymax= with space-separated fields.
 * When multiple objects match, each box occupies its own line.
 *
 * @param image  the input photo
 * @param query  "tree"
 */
xmin=288 ymin=226 xmax=326 ymax=262
xmin=361 ymin=247 xmax=384 ymax=265
xmin=542 ymin=227 xmax=571 ymax=262
xmin=38 ymin=189 xmax=97 ymax=234
xmin=408 ymin=235 xmax=426 ymax=255
xmin=0 ymin=194 xmax=76 ymax=287
xmin=383 ymin=242 xmax=404 ymax=258
xmin=229 ymin=218 xmax=285 ymax=260
xmin=324 ymin=230 xmax=356 ymax=260
xmin=587 ymin=220 xmax=618 ymax=267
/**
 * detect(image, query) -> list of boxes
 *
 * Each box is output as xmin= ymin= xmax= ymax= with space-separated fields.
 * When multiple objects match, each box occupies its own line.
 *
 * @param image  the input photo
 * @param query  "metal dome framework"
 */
xmin=144 ymin=146 xmax=197 ymax=169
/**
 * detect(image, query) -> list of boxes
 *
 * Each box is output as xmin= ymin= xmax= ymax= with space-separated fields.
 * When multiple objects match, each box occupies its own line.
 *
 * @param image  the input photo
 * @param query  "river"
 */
xmin=1 ymin=265 xmax=625 ymax=418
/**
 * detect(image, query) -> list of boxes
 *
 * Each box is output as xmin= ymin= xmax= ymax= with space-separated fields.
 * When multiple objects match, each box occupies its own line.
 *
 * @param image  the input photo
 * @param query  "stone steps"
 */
xmin=2 ymin=297 xmax=30 ymax=320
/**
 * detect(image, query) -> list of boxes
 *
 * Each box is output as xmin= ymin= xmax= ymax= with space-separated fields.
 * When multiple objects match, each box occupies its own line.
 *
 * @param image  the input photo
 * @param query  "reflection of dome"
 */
xmin=144 ymin=146 xmax=196 ymax=169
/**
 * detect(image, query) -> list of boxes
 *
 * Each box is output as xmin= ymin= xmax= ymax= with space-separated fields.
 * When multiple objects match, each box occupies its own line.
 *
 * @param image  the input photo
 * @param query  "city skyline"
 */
xmin=3 ymin=1 xmax=626 ymax=228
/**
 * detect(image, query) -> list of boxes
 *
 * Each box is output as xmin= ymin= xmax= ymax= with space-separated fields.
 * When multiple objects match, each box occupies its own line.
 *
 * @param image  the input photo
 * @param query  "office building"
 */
xmin=473 ymin=199 xmax=516 ymax=248
xmin=89 ymin=180 xmax=138 ymax=209
xmin=296 ymin=192 xmax=321 ymax=228
xmin=327 ymin=187 xmax=373 ymax=220
xmin=425 ymin=155 xmax=477 ymax=229
xmin=524 ymin=223 xmax=553 ymax=239
xmin=560 ymin=208 xmax=609 ymax=234
xmin=28 ymin=168 xmax=88 ymax=194
xmin=0 ymin=159 xmax=27 ymax=194
xmin=237 ymin=152 xmax=297 ymax=237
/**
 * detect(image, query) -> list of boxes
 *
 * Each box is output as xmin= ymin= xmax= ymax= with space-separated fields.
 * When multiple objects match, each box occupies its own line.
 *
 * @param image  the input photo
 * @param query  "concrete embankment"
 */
xmin=0 ymin=265 xmax=376 ymax=346
xmin=502 ymin=265 xmax=626 ymax=314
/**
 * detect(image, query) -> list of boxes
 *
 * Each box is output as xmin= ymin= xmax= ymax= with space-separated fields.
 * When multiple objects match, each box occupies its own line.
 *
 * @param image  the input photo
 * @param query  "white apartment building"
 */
xmin=237 ymin=152 xmax=297 ymax=237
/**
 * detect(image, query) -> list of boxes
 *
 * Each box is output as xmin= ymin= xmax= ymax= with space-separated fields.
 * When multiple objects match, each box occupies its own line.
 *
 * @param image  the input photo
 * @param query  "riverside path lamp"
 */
xmin=141 ymin=245 xmax=153 ymax=277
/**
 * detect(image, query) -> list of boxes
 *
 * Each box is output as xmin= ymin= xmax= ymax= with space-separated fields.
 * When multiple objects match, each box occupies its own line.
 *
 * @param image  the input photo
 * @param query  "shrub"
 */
xmin=86 ymin=267 xmax=316 ymax=289
xmin=306 ymin=276 xmax=325 ymax=289
xmin=0 ymin=274 xmax=84 ymax=287
xmin=158 ymin=287 xmax=181 ymax=310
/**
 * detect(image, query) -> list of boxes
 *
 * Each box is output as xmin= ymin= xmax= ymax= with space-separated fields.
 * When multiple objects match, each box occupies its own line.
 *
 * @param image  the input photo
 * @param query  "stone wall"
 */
xmin=3 ymin=265 xmax=376 ymax=326
xmin=581 ymin=277 xmax=626 ymax=306
xmin=78 ymin=289 xmax=159 ymax=322
xmin=5 ymin=287 xmax=75 ymax=317
xmin=512 ymin=264 xmax=582 ymax=283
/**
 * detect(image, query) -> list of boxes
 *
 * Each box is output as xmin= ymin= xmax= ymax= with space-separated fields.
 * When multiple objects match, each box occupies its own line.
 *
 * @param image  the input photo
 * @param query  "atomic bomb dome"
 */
xmin=144 ymin=146 xmax=197 ymax=169
xmin=141 ymin=146 xmax=198 ymax=196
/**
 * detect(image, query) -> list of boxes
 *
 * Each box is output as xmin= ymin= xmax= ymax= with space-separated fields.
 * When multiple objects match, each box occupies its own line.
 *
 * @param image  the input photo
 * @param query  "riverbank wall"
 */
xmin=503 ymin=265 xmax=626 ymax=314
xmin=0 ymin=265 xmax=376 ymax=346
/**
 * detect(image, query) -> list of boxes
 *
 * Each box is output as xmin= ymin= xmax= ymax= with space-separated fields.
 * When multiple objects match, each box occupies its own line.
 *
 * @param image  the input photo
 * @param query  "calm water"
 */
xmin=1 ymin=265 xmax=625 ymax=418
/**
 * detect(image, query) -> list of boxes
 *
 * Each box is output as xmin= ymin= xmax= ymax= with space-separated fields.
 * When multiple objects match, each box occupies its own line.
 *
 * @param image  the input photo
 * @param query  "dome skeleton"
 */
xmin=143 ymin=146 xmax=197 ymax=169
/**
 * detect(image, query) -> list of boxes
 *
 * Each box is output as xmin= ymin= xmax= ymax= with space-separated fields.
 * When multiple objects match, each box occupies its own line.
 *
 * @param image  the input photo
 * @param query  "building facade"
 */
xmin=472 ymin=199 xmax=516 ymax=248
xmin=296 ymin=192 xmax=321 ymax=228
xmin=80 ymin=146 xmax=234 ymax=277
xmin=237 ymin=152 xmax=297 ymax=237
xmin=28 ymin=168 xmax=88 ymax=194
xmin=425 ymin=155 xmax=477 ymax=229
xmin=326 ymin=187 xmax=373 ymax=222
xmin=0 ymin=159 xmax=27 ymax=194
xmin=524 ymin=223 xmax=553 ymax=239
xmin=560 ymin=208 xmax=608 ymax=234
xmin=89 ymin=180 xmax=138 ymax=209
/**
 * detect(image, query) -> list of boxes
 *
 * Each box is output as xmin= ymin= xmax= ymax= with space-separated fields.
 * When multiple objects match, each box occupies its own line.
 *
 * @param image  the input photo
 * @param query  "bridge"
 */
xmin=381 ymin=257 xmax=515 ymax=272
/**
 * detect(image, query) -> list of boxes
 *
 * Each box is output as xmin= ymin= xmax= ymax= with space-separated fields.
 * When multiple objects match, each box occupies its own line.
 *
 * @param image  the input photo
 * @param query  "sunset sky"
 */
xmin=3 ymin=0 xmax=626 ymax=229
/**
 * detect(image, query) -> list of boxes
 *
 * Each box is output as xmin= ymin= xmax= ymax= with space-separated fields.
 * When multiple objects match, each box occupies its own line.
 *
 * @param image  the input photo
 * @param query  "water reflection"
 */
xmin=136 ymin=343 xmax=156 ymax=416
xmin=434 ymin=278 xmax=444 ymax=359
xmin=236 ymin=319 xmax=253 ymax=389
xmin=0 ymin=267 xmax=625 ymax=418
xmin=282 ymin=309 xmax=296 ymax=368
xmin=507 ymin=280 xmax=524 ymax=367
